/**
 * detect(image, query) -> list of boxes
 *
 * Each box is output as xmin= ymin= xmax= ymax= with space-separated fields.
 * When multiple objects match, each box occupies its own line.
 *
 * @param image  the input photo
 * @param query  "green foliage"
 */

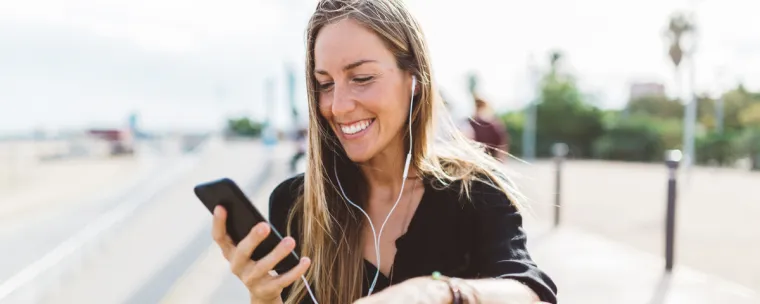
xmin=695 ymin=131 xmax=742 ymax=166
xmin=226 ymin=117 xmax=264 ymax=138
xmin=500 ymin=111 xmax=525 ymax=155
xmin=626 ymin=95 xmax=683 ymax=119
xmin=533 ymin=54 xmax=605 ymax=158
xmin=592 ymin=115 xmax=666 ymax=162
xmin=718 ymin=85 xmax=760 ymax=131
xmin=738 ymin=103 xmax=760 ymax=128
xmin=737 ymin=128 xmax=760 ymax=170
xmin=487 ymin=50 xmax=760 ymax=168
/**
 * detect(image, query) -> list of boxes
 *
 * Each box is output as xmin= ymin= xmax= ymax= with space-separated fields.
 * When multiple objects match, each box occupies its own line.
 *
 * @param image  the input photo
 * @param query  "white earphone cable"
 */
xmin=336 ymin=76 xmax=416 ymax=296
xmin=303 ymin=76 xmax=417 ymax=303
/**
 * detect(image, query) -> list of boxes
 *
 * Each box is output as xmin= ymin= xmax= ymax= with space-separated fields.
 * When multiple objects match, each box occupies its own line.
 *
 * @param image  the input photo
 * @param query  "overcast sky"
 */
xmin=1 ymin=0 xmax=758 ymax=133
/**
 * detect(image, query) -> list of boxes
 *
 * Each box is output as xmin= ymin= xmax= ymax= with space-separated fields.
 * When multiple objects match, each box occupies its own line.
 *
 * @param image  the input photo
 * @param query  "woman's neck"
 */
xmin=359 ymin=142 xmax=415 ymax=204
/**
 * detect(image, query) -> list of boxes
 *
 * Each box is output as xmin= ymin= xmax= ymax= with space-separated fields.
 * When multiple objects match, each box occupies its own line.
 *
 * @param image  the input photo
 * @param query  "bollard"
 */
xmin=664 ymin=149 xmax=682 ymax=272
xmin=552 ymin=143 xmax=569 ymax=227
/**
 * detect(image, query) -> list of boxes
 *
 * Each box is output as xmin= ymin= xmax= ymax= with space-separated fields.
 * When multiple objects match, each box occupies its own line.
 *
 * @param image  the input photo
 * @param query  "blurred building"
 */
xmin=629 ymin=82 xmax=666 ymax=100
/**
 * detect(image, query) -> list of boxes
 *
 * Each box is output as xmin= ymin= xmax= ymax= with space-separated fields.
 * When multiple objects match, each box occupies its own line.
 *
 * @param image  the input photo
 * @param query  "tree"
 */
xmin=466 ymin=72 xmax=480 ymax=98
xmin=665 ymin=13 xmax=694 ymax=69
xmin=534 ymin=51 xmax=604 ymax=158
xmin=739 ymin=103 xmax=760 ymax=128
xmin=626 ymin=95 xmax=684 ymax=119
xmin=720 ymin=85 xmax=760 ymax=131
xmin=226 ymin=117 xmax=264 ymax=138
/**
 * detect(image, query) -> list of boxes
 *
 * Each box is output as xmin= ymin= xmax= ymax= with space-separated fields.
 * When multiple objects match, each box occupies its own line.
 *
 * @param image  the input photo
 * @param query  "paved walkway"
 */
xmin=26 ymin=139 xmax=272 ymax=304
xmin=7 ymin=142 xmax=755 ymax=303
xmin=507 ymin=159 xmax=760 ymax=292
xmin=157 ymin=154 xmax=760 ymax=304
xmin=524 ymin=222 xmax=759 ymax=304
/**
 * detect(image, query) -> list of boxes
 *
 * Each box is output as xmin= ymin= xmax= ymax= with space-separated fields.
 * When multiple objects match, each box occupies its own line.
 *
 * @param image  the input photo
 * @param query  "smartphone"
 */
xmin=194 ymin=177 xmax=300 ymax=274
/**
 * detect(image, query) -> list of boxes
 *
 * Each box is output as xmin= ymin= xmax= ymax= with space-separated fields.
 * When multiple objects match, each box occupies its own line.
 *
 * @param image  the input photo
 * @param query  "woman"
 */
xmin=212 ymin=0 xmax=557 ymax=303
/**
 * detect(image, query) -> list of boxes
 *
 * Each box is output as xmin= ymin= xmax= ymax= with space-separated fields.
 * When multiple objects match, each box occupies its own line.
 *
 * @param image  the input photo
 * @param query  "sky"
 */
xmin=1 ymin=0 xmax=758 ymax=133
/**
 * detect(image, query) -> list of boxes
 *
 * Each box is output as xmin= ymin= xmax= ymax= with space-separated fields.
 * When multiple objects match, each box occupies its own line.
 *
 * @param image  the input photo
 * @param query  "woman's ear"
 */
xmin=412 ymin=75 xmax=421 ymax=96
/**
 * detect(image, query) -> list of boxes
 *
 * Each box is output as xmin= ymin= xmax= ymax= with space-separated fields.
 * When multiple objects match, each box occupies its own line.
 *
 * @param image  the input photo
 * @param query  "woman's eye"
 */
xmin=353 ymin=76 xmax=374 ymax=84
xmin=318 ymin=82 xmax=334 ymax=91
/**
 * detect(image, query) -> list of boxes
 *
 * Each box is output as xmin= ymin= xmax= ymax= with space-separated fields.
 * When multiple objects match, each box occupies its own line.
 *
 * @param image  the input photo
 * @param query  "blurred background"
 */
xmin=1 ymin=0 xmax=758 ymax=303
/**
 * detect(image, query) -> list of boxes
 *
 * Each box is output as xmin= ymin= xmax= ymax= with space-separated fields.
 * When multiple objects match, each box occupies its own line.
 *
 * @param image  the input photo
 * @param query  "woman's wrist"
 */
xmin=426 ymin=272 xmax=482 ymax=304
xmin=407 ymin=276 xmax=452 ymax=304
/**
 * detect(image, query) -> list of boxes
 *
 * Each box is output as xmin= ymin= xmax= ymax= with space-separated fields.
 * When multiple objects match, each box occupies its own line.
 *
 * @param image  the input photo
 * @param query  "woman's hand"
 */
xmin=212 ymin=206 xmax=311 ymax=304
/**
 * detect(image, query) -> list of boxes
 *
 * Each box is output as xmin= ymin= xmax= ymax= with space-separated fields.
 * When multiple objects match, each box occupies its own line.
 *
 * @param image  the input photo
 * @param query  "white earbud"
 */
xmin=332 ymin=74 xmax=417 ymax=298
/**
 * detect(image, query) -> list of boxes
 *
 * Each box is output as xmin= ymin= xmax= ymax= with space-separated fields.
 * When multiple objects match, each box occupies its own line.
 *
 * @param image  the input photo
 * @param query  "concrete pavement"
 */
xmin=25 ymin=139 xmax=273 ymax=304
xmin=507 ymin=160 xmax=760 ymax=293
xmin=523 ymin=222 xmax=759 ymax=304
xmin=4 ymin=141 xmax=757 ymax=303
xmin=162 ymin=156 xmax=759 ymax=304
xmin=157 ymin=150 xmax=294 ymax=304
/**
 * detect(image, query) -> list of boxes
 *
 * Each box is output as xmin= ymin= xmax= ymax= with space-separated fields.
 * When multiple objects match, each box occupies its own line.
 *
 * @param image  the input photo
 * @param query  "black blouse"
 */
xmin=268 ymin=174 xmax=558 ymax=303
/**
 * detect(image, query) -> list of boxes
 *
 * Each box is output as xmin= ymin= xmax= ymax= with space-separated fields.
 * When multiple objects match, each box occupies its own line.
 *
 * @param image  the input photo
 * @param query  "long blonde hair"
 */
xmin=286 ymin=0 xmax=525 ymax=303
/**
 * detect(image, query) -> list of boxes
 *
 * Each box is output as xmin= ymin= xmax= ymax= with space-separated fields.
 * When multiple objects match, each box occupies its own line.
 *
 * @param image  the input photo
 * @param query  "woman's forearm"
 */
xmin=451 ymin=278 xmax=540 ymax=304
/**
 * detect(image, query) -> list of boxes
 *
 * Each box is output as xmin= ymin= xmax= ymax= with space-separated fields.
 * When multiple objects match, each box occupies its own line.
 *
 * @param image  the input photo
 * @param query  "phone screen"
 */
xmin=194 ymin=178 xmax=300 ymax=273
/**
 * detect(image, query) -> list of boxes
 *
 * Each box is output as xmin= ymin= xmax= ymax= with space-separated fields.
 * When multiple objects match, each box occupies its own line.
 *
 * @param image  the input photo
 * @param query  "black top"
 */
xmin=268 ymin=173 xmax=558 ymax=303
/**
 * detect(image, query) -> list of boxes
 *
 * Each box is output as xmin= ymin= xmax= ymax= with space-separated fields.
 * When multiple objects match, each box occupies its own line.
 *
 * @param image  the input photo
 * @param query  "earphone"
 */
xmin=341 ymin=75 xmax=415 ymax=295
xmin=299 ymin=75 xmax=416 ymax=303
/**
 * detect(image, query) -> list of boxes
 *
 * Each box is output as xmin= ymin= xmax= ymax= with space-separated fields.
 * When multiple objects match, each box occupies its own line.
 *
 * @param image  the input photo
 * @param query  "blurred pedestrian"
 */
xmin=290 ymin=126 xmax=308 ymax=173
xmin=469 ymin=97 xmax=510 ymax=160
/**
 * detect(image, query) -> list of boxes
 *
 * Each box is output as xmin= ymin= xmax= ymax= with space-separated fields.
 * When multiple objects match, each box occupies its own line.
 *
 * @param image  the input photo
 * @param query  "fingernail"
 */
xmin=256 ymin=224 xmax=267 ymax=235
xmin=213 ymin=206 xmax=220 ymax=215
xmin=301 ymin=257 xmax=311 ymax=264
xmin=282 ymin=237 xmax=294 ymax=246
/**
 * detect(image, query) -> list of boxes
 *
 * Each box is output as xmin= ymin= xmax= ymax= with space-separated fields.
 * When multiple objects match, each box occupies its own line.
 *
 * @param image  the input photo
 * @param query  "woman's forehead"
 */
xmin=314 ymin=19 xmax=395 ymax=72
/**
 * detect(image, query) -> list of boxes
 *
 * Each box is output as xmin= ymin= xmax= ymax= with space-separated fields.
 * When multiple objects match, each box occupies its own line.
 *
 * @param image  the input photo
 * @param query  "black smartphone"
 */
xmin=194 ymin=177 xmax=300 ymax=274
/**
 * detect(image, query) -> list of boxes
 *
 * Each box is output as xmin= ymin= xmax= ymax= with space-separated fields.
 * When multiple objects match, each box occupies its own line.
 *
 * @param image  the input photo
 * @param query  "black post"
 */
xmin=554 ymin=156 xmax=562 ymax=227
xmin=552 ymin=143 xmax=569 ymax=228
xmin=664 ymin=150 xmax=681 ymax=272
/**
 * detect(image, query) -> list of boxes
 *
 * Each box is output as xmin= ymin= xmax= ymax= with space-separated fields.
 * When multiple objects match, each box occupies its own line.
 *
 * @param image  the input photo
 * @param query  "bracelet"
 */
xmin=453 ymin=278 xmax=482 ymax=304
xmin=431 ymin=271 xmax=463 ymax=304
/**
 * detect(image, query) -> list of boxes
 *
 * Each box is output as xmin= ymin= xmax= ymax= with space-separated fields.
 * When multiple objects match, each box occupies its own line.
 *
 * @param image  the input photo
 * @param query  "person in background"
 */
xmin=469 ymin=97 xmax=510 ymax=161
xmin=290 ymin=126 xmax=308 ymax=173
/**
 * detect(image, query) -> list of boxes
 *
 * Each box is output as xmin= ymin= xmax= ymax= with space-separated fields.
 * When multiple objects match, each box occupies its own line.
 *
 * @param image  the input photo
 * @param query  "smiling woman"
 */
xmin=210 ymin=0 xmax=558 ymax=304
xmin=314 ymin=21 xmax=415 ymax=163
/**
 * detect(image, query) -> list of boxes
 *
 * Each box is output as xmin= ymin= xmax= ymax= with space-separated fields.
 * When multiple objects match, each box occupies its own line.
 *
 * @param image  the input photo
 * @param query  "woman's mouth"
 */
xmin=338 ymin=118 xmax=375 ymax=138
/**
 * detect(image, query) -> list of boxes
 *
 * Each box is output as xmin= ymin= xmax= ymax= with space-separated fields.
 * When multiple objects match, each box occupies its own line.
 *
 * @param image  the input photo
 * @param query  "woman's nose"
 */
xmin=331 ymin=84 xmax=355 ymax=116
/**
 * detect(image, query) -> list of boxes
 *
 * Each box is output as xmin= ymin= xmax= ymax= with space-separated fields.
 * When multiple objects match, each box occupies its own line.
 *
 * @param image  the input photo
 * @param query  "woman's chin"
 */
xmin=342 ymin=145 xmax=375 ymax=163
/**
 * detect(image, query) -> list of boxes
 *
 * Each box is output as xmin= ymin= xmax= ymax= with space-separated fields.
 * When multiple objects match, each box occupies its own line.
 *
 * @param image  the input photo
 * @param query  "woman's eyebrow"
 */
xmin=315 ymin=59 xmax=377 ymax=75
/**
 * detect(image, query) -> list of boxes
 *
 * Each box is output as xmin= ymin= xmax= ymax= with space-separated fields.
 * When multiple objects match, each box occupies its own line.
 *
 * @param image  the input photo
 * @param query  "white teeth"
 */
xmin=340 ymin=119 xmax=372 ymax=135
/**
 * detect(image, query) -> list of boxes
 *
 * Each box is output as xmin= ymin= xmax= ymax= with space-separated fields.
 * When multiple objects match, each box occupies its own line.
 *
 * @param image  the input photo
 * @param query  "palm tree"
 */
xmin=665 ymin=12 xmax=694 ymax=101
xmin=467 ymin=72 xmax=479 ymax=98
xmin=549 ymin=50 xmax=563 ymax=75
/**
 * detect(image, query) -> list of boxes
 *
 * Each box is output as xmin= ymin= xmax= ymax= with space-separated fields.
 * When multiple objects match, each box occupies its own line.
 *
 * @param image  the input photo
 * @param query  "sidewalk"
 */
xmin=0 ymin=138 xmax=181 ymax=225
xmin=1 ymin=139 xmax=271 ymax=304
xmin=149 ymin=154 xmax=759 ymax=304
xmin=507 ymin=160 xmax=760 ymax=291
xmin=158 ymin=144 xmax=296 ymax=304
xmin=524 ymin=222 xmax=759 ymax=304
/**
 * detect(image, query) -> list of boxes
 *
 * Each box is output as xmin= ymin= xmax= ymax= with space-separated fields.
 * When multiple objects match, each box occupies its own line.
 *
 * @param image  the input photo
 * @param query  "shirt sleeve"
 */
xmin=469 ymin=181 xmax=558 ymax=303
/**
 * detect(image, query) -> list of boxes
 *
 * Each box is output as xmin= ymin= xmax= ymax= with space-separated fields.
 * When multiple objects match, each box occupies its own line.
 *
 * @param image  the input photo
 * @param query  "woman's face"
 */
xmin=313 ymin=18 xmax=414 ymax=163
